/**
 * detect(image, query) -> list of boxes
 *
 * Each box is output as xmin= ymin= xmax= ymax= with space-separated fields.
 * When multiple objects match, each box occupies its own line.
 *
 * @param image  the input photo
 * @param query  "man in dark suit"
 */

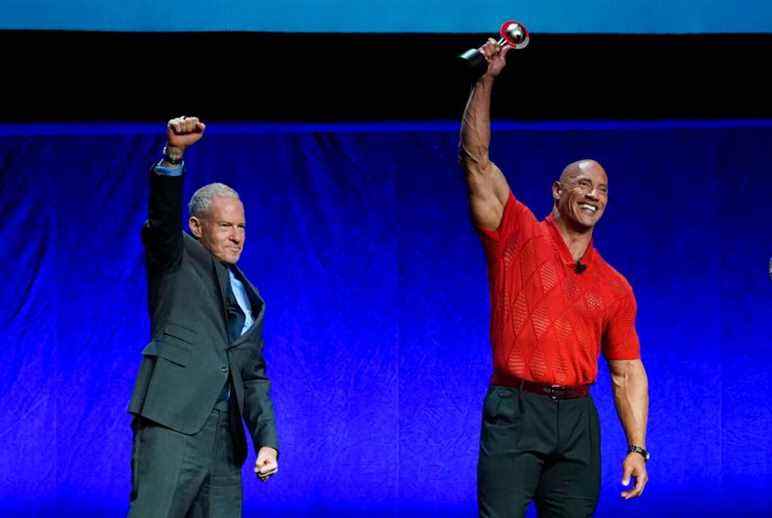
xmin=128 ymin=116 xmax=279 ymax=517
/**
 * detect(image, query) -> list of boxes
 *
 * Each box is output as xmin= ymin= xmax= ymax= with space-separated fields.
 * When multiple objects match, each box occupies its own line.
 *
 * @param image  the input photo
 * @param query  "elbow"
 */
xmin=610 ymin=359 xmax=647 ymax=392
xmin=457 ymin=147 xmax=472 ymax=167
xmin=458 ymin=143 xmax=489 ymax=168
xmin=458 ymin=154 xmax=474 ymax=174
xmin=459 ymin=152 xmax=491 ymax=179
xmin=609 ymin=360 xmax=634 ymax=389
xmin=611 ymin=371 xmax=628 ymax=393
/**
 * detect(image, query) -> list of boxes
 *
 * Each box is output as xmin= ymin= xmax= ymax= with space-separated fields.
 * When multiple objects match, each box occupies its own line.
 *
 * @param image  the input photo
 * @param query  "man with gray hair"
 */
xmin=128 ymin=116 xmax=279 ymax=517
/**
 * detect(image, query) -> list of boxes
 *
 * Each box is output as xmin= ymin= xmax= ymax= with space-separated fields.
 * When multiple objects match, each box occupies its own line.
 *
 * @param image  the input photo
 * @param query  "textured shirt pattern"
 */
xmin=480 ymin=193 xmax=640 ymax=386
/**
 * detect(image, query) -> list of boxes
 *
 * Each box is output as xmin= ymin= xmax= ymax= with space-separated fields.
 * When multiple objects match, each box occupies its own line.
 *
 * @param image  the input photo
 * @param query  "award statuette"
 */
xmin=459 ymin=20 xmax=530 ymax=66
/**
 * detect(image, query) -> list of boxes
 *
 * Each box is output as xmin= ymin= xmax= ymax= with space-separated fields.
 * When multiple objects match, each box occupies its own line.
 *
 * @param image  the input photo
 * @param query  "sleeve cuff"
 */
xmin=153 ymin=160 xmax=184 ymax=177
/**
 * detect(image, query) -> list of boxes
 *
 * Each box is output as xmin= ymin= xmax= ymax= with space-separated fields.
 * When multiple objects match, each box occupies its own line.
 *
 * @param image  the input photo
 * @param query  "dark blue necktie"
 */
xmin=227 ymin=300 xmax=245 ymax=343
xmin=219 ymin=273 xmax=245 ymax=403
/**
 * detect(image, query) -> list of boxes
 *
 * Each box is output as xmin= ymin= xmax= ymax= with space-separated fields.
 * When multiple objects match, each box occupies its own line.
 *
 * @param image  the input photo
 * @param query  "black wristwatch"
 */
xmin=629 ymin=445 xmax=650 ymax=462
xmin=162 ymin=144 xmax=184 ymax=165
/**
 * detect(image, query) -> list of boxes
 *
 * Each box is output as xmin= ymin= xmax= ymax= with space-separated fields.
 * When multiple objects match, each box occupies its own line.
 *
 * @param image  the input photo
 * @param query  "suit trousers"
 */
xmin=477 ymin=385 xmax=601 ymax=518
xmin=129 ymin=400 xmax=242 ymax=518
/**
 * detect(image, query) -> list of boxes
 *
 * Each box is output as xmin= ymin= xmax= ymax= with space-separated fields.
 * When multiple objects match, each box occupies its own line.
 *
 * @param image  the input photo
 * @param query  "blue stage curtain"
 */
xmin=0 ymin=121 xmax=769 ymax=517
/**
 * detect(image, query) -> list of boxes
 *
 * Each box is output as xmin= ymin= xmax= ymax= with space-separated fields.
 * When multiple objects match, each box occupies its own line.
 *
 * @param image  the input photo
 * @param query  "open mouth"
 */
xmin=578 ymin=202 xmax=598 ymax=214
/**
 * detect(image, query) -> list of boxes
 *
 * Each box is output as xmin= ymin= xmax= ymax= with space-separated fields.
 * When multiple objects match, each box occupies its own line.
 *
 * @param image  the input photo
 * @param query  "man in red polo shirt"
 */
xmin=459 ymin=40 xmax=650 ymax=517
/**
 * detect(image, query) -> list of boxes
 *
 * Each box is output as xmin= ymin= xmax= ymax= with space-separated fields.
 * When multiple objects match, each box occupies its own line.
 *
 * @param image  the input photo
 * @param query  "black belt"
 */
xmin=492 ymin=373 xmax=589 ymax=399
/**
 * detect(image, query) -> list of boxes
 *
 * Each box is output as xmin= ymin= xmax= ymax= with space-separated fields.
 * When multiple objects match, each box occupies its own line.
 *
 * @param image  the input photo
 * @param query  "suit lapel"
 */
xmin=233 ymin=264 xmax=265 ymax=322
xmin=185 ymin=232 xmax=259 ymax=350
xmin=212 ymin=257 xmax=232 ymax=331
xmin=226 ymin=265 xmax=264 ymax=349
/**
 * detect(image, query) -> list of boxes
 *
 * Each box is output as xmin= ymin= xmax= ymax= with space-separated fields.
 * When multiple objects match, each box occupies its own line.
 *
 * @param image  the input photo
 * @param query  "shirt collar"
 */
xmin=545 ymin=213 xmax=595 ymax=267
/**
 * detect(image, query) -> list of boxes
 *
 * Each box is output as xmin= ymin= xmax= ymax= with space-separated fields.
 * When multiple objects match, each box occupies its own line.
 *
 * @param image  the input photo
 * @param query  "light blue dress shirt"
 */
xmin=228 ymin=269 xmax=254 ymax=335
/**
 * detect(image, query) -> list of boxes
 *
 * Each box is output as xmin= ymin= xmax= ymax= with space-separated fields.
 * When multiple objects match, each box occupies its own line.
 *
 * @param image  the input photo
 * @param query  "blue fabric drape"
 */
xmin=0 ymin=121 xmax=769 ymax=517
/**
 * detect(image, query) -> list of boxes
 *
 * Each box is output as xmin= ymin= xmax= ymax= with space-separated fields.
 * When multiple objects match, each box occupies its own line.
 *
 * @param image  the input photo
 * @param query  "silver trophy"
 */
xmin=459 ymin=20 xmax=530 ymax=66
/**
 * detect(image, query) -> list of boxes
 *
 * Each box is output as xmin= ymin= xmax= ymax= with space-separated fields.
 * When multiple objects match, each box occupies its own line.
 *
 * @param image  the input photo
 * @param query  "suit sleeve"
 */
xmin=141 ymin=168 xmax=185 ymax=272
xmin=241 ymin=342 xmax=279 ymax=452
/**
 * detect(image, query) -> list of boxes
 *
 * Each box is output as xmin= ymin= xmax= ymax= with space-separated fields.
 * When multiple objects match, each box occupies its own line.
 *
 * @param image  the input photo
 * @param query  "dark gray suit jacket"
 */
xmin=129 ymin=171 xmax=278 ymax=463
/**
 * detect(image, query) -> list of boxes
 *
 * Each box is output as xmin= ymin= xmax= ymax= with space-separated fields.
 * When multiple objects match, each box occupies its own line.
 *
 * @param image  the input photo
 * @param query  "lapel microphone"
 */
xmin=575 ymin=261 xmax=587 ymax=274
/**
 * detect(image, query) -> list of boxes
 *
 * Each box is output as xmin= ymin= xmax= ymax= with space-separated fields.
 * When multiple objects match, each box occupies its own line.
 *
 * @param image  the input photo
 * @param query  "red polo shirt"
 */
xmin=480 ymin=192 xmax=640 ymax=386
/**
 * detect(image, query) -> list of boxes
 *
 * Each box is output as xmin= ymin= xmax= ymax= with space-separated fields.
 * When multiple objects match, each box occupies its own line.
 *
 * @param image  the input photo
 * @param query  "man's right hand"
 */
xmin=166 ymin=116 xmax=206 ymax=152
xmin=480 ymin=38 xmax=512 ymax=78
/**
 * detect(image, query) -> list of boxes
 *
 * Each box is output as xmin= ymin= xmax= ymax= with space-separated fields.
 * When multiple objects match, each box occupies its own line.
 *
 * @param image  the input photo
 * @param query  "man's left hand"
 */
xmin=620 ymin=452 xmax=648 ymax=499
xmin=254 ymin=447 xmax=278 ymax=482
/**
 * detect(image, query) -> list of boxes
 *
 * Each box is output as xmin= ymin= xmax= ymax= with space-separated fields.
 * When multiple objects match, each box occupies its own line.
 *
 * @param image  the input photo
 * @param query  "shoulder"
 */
xmin=182 ymin=232 xmax=214 ymax=264
xmin=594 ymin=251 xmax=635 ymax=298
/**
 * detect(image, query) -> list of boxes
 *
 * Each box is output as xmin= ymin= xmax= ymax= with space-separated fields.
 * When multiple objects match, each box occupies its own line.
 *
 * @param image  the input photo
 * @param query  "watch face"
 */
xmin=630 ymin=446 xmax=649 ymax=461
xmin=163 ymin=145 xmax=183 ymax=163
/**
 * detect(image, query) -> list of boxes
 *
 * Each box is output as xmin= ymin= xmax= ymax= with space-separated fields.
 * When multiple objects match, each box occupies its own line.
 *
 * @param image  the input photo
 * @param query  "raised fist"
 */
xmin=166 ymin=116 xmax=206 ymax=151
xmin=480 ymin=38 xmax=511 ymax=78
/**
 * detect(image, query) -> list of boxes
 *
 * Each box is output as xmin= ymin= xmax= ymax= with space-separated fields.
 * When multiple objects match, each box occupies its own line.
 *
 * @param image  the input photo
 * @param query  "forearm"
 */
xmin=459 ymin=74 xmax=495 ymax=170
xmin=242 ymin=353 xmax=278 ymax=451
xmin=611 ymin=360 xmax=649 ymax=447
xmin=244 ymin=379 xmax=278 ymax=450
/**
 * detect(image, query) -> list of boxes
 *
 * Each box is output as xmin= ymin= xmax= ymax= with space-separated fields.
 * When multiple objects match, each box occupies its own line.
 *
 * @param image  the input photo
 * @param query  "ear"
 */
xmin=189 ymin=216 xmax=203 ymax=238
xmin=552 ymin=180 xmax=562 ymax=201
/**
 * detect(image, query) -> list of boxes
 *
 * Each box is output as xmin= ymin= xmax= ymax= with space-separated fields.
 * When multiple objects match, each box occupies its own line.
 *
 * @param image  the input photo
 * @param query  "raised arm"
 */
xmin=459 ymin=40 xmax=512 ymax=231
xmin=142 ymin=116 xmax=206 ymax=271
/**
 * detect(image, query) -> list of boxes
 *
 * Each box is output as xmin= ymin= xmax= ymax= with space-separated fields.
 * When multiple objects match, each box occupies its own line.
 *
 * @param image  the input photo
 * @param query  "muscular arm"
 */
xmin=609 ymin=359 xmax=649 ymax=447
xmin=459 ymin=42 xmax=512 ymax=231
xmin=609 ymin=358 xmax=650 ymax=498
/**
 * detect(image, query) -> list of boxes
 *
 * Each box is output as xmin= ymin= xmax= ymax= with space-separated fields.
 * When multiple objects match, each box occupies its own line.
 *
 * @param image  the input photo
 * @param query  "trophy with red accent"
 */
xmin=459 ymin=20 xmax=530 ymax=66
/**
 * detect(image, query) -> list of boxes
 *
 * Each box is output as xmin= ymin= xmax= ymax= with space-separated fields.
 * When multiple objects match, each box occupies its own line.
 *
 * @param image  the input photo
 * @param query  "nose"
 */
xmin=585 ymin=188 xmax=600 ymax=201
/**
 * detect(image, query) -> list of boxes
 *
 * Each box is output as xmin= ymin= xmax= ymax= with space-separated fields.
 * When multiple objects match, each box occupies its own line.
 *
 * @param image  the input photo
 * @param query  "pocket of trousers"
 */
xmin=483 ymin=386 xmax=520 ymax=427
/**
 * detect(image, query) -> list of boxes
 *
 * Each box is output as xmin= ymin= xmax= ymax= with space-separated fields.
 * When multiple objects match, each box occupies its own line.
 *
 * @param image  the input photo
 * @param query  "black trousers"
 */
xmin=128 ymin=401 xmax=242 ymax=518
xmin=477 ymin=385 xmax=601 ymax=518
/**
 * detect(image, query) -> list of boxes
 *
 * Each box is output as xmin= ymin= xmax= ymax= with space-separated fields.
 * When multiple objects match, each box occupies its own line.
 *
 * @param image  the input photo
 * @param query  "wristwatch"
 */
xmin=162 ymin=144 xmax=184 ymax=165
xmin=629 ymin=445 xmax=650 ymax=462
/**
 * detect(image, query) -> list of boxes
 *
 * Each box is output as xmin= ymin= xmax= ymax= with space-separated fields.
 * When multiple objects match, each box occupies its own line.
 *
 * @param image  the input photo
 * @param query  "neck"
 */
xmin=551 ymin=208 xmax=593 ymax=262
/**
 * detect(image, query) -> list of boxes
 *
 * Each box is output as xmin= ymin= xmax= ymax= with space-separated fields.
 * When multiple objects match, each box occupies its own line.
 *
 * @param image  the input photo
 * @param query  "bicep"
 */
xmin=466 ymin=160 xmax=511 ymax=231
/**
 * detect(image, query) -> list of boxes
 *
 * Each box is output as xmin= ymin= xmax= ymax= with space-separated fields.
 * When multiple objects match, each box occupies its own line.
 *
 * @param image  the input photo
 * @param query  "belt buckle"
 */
xmin=546 ymin=384 xmax=567 ymax=400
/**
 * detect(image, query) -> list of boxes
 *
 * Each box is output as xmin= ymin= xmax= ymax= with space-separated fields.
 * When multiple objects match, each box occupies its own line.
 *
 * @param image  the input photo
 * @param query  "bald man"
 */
xmin=459 ymin=40 xmax=650 ymax=517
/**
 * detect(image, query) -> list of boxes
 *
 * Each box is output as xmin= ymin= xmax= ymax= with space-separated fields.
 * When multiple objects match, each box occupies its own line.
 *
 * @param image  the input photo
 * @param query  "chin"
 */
xmin=571 ymin=215 xmax=596 ymax=230
xmin=217 ymin=253 xmax=240 ymax=264
xmin=573 ymin=210 xmax=603 ymax=229
xmin=585 ymin=216 xmax=601 ymax=228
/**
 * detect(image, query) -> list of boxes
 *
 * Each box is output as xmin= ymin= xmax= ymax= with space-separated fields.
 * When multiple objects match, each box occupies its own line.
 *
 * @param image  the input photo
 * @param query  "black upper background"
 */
xmin=2 ymin=31 xmax=769 ymax=122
